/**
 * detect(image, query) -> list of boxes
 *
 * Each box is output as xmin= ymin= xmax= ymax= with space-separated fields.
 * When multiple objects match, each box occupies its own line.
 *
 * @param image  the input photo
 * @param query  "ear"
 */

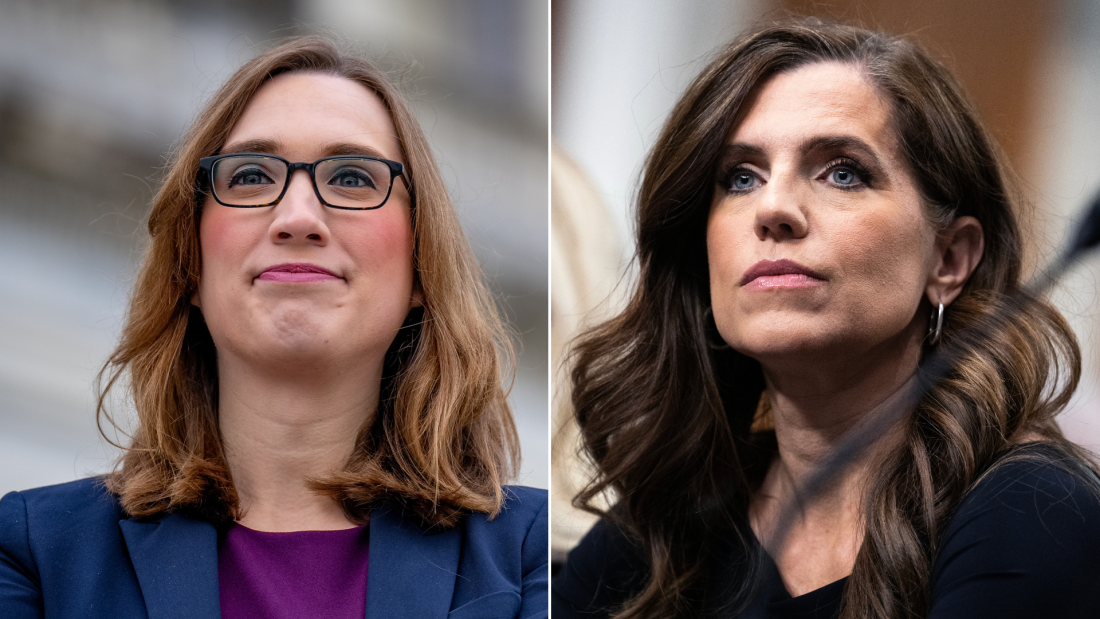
xmin=926 ymin=215 xmax=984 ymax=307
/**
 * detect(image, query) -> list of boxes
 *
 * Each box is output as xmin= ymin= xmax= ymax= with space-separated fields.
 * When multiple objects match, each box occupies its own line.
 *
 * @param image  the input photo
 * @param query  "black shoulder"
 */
xmin=945 ymin=444 xmax=1100 ymax=537
xmin=552 ymin=517 xmax=648 ymax=619
xmin=929 ymin=444 xmax=1100 ymax=618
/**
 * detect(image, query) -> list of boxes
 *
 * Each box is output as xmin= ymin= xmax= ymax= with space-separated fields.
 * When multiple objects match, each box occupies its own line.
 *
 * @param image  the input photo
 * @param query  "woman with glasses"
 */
xmin=0 ymin=37 xmax=547 ymax=619
xmin=553 ymin=19 xmax=1100 ymax=619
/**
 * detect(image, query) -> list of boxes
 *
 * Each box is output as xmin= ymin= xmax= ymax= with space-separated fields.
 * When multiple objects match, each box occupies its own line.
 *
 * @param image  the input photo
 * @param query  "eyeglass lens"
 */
xmin=210 ymin=155 xmax=393 ymax=208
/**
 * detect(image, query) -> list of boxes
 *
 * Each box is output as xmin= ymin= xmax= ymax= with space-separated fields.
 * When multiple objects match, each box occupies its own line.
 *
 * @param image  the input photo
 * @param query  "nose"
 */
xmin=753 ymin=172 xmax=809 ymax=242
xmin=269 ymin=170 xmax=330 ymax=246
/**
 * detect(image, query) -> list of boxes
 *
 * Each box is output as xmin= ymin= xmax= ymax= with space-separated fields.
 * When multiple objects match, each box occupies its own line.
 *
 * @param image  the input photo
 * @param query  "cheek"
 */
xmin=198 ymin=208 xmax=235 ymax=262
xmin=844 ymin=210 xmax=927 ymax=282
xmin=706 ymin=208 xmax=755 ymax=343
xmin=706 ymin=208 xmax=750 ymax=299
xmin=831 ymin=208 xmax=932 ymax=323
xmin=197 ymin=207 xmax=233 ymax=298
xmin=197 ymin=206 xmax=255 ymax=290
xmin=341 ymin=211 xmax=415 ymax=282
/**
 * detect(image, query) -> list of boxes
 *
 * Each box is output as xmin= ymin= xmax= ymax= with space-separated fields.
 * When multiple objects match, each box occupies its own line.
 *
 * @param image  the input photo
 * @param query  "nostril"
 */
xmin=307 ymin=233 xmax=320 ymax=241
xmin=278 ymin=232 xmax=291 ymax=239
xmin=780 ymin=223 xmax=793 ymax=233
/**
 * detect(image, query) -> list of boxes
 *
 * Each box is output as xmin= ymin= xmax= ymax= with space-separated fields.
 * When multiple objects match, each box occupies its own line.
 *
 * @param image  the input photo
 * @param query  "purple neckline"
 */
xmin=218 ymin=521 xmax=370 ymax=619
xmin=231 ymin=523 xmax=367 ymax=535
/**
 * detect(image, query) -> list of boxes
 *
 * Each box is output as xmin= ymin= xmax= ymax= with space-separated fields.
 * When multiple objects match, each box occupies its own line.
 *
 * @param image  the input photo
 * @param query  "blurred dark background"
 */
xmin=0 ymin=0 xmax=548 ymax=493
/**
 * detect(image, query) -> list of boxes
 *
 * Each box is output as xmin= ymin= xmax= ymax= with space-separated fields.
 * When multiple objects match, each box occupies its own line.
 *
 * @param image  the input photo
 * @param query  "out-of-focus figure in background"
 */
xmin=550 ymin=145 xmax=623 ymax=565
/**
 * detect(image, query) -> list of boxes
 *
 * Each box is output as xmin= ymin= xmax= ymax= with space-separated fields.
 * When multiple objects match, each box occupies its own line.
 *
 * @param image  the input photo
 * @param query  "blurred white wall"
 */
xmin=1035 ymin=0 xmax=1100 ymax=452
xmin=0 ymin=0 xmax=549 ymax=495
xmin=553 ymin=0 xmax=768 ymax=258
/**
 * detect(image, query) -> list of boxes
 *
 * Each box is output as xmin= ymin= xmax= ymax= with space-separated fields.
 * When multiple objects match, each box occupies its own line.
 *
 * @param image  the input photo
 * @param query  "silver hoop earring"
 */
xmin=927 ymin=302 xmax=944 ymax=346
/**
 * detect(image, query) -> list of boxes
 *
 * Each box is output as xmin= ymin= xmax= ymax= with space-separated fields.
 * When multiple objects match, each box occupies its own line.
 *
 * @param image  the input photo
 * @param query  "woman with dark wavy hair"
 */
xmin=553 ymin=19 xmax=1100 ymax=619
xmin=0 ymin=36 xmax=547 ymax=619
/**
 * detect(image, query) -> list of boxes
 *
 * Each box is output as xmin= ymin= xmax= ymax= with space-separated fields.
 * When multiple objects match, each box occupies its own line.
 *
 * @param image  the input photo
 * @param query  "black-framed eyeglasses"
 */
xmin=197 ymin=152 xmax=410 ymax=210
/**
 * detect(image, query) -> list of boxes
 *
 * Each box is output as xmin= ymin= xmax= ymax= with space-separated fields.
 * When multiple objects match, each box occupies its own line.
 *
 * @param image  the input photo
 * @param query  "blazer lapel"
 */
xmin=119 ymin=513 xmax=221 ymax=619
xmin=366 ymin=505 xmax=461 ymax=619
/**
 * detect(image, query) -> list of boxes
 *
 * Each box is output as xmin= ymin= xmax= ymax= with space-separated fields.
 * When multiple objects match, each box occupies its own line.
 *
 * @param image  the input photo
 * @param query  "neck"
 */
xmin=217 ymin=353 xmax=382 ymax=532
xmin=747 ymin=322 xmax=926 ymax=595
xmin=766 ymin=359 xmax=917 ymax=490
xmin=751 ymin=322 xmax=923 ymax=539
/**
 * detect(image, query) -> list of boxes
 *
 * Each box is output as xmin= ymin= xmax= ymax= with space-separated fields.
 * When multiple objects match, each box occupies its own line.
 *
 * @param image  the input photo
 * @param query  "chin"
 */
xmin=731 ymin=333 xmax=835 ymax=365
xmin=718 ymin=311 xmax=834 ymax=358
xmin=222 ymin=305 xmax=340 ymax=363
xmin=266 ymin=328 xmax=333 ymax=354
xmin=247 ymin=327 xmax=335 ymax=366
xmin=262 ymin=301 xmax=331 ymax=335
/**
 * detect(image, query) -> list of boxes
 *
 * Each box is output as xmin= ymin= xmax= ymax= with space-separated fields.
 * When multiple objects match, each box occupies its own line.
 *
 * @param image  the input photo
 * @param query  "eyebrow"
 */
xmin=719 ymin=142 xmax=767 ymax=163
xmin=801 ymin=135 xmax=885 ymax=169
xmin=219 ymin=139 xmax=394 ymax=161
xmin=219 ymin=138 xmax=283 ymax=156
xmin=322 ymin=142 xmax=392 ymax=160
xmin=718 ymin=135 xmax=888 ymax=177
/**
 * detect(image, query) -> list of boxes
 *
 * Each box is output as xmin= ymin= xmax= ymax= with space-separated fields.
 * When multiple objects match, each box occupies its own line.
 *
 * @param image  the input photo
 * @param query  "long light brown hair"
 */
xmin=570 ymin=19 xmax=1098 ymax=618
xmin=98 ymin=36 xmax=519 ymax=528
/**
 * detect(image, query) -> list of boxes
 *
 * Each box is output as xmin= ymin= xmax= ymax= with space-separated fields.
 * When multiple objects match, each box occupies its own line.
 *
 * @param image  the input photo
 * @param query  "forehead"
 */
xmin=223 ymin=72 xmax=402 ymax=160
xmin=729 ymin=61 xmax=896 ymax=152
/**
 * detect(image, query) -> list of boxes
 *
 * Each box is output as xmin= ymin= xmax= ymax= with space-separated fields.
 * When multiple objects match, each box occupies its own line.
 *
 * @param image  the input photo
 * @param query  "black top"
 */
xmin=553 ymin=444 xmax=1100 ymax=618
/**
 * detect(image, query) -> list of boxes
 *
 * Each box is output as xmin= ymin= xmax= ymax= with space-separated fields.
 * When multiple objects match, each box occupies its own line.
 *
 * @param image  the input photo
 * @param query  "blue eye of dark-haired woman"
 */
xmin=720 ymin=167 xmax=759 ymax=193
xmin=823 ymin=158 xmax=872 ymax=190
xmin=829 ymin=168 xmax=857 ymax=185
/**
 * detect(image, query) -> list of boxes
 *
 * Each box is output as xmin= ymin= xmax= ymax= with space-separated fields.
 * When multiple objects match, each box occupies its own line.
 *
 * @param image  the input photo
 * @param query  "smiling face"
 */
xmin=707 ymin=62 xmax=938 ymax=368
xmin=194 ymin=71 xmax=418 ymax=376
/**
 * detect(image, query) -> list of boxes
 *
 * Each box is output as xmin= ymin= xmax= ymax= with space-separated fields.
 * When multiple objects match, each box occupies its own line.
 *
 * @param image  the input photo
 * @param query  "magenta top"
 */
xmin=218 ymin=523 xmax=370 ymax=619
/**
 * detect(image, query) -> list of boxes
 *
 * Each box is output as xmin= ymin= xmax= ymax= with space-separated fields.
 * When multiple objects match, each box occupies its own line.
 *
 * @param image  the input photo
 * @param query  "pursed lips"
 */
xmin=740 ymin=258 xmax=826 ymax=289
xmin=256 ymin=263 xmax=341 ymax=282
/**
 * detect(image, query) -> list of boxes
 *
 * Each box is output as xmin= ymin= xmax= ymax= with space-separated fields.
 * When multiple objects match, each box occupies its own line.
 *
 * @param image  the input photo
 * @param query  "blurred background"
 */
xmin=552 ymin=0 xmax=1100 ymax=555
xmin=0 ymin=0 xmax=548 ymax=494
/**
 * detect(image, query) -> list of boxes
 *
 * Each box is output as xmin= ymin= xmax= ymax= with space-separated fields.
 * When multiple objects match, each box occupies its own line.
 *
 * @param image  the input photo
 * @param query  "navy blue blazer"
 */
xmin=0 ymin=477 xmax=548 ymax=618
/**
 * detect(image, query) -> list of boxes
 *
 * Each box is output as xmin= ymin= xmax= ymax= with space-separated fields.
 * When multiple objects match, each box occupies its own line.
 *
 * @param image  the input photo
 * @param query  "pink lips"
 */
xmin=741 ymin=258 xmax=826 ymax=290
xmin=257 ymin=263 xmax=341 ymax=283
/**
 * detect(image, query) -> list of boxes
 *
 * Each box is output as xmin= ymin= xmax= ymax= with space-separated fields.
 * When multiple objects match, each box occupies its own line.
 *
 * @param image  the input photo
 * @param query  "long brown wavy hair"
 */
xmin=97 ymin=36 xmax=519 ymax=528
xmin=570 ymin=19 xmax=1098 ymax=618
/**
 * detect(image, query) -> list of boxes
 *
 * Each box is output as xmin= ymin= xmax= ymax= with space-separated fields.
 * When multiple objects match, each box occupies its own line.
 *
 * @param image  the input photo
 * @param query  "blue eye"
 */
xmin=828 ymin=167 xmax=860 ymax=186
xmin=329 ymin=168 xmax=377 ymax=189
xmin=723 ymin=168 xmax=760 ymax=193
xmin=229 ymin=168 xmax=274 ymax=187
xmin=823 ymin=158 xmax=873 ymax=189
